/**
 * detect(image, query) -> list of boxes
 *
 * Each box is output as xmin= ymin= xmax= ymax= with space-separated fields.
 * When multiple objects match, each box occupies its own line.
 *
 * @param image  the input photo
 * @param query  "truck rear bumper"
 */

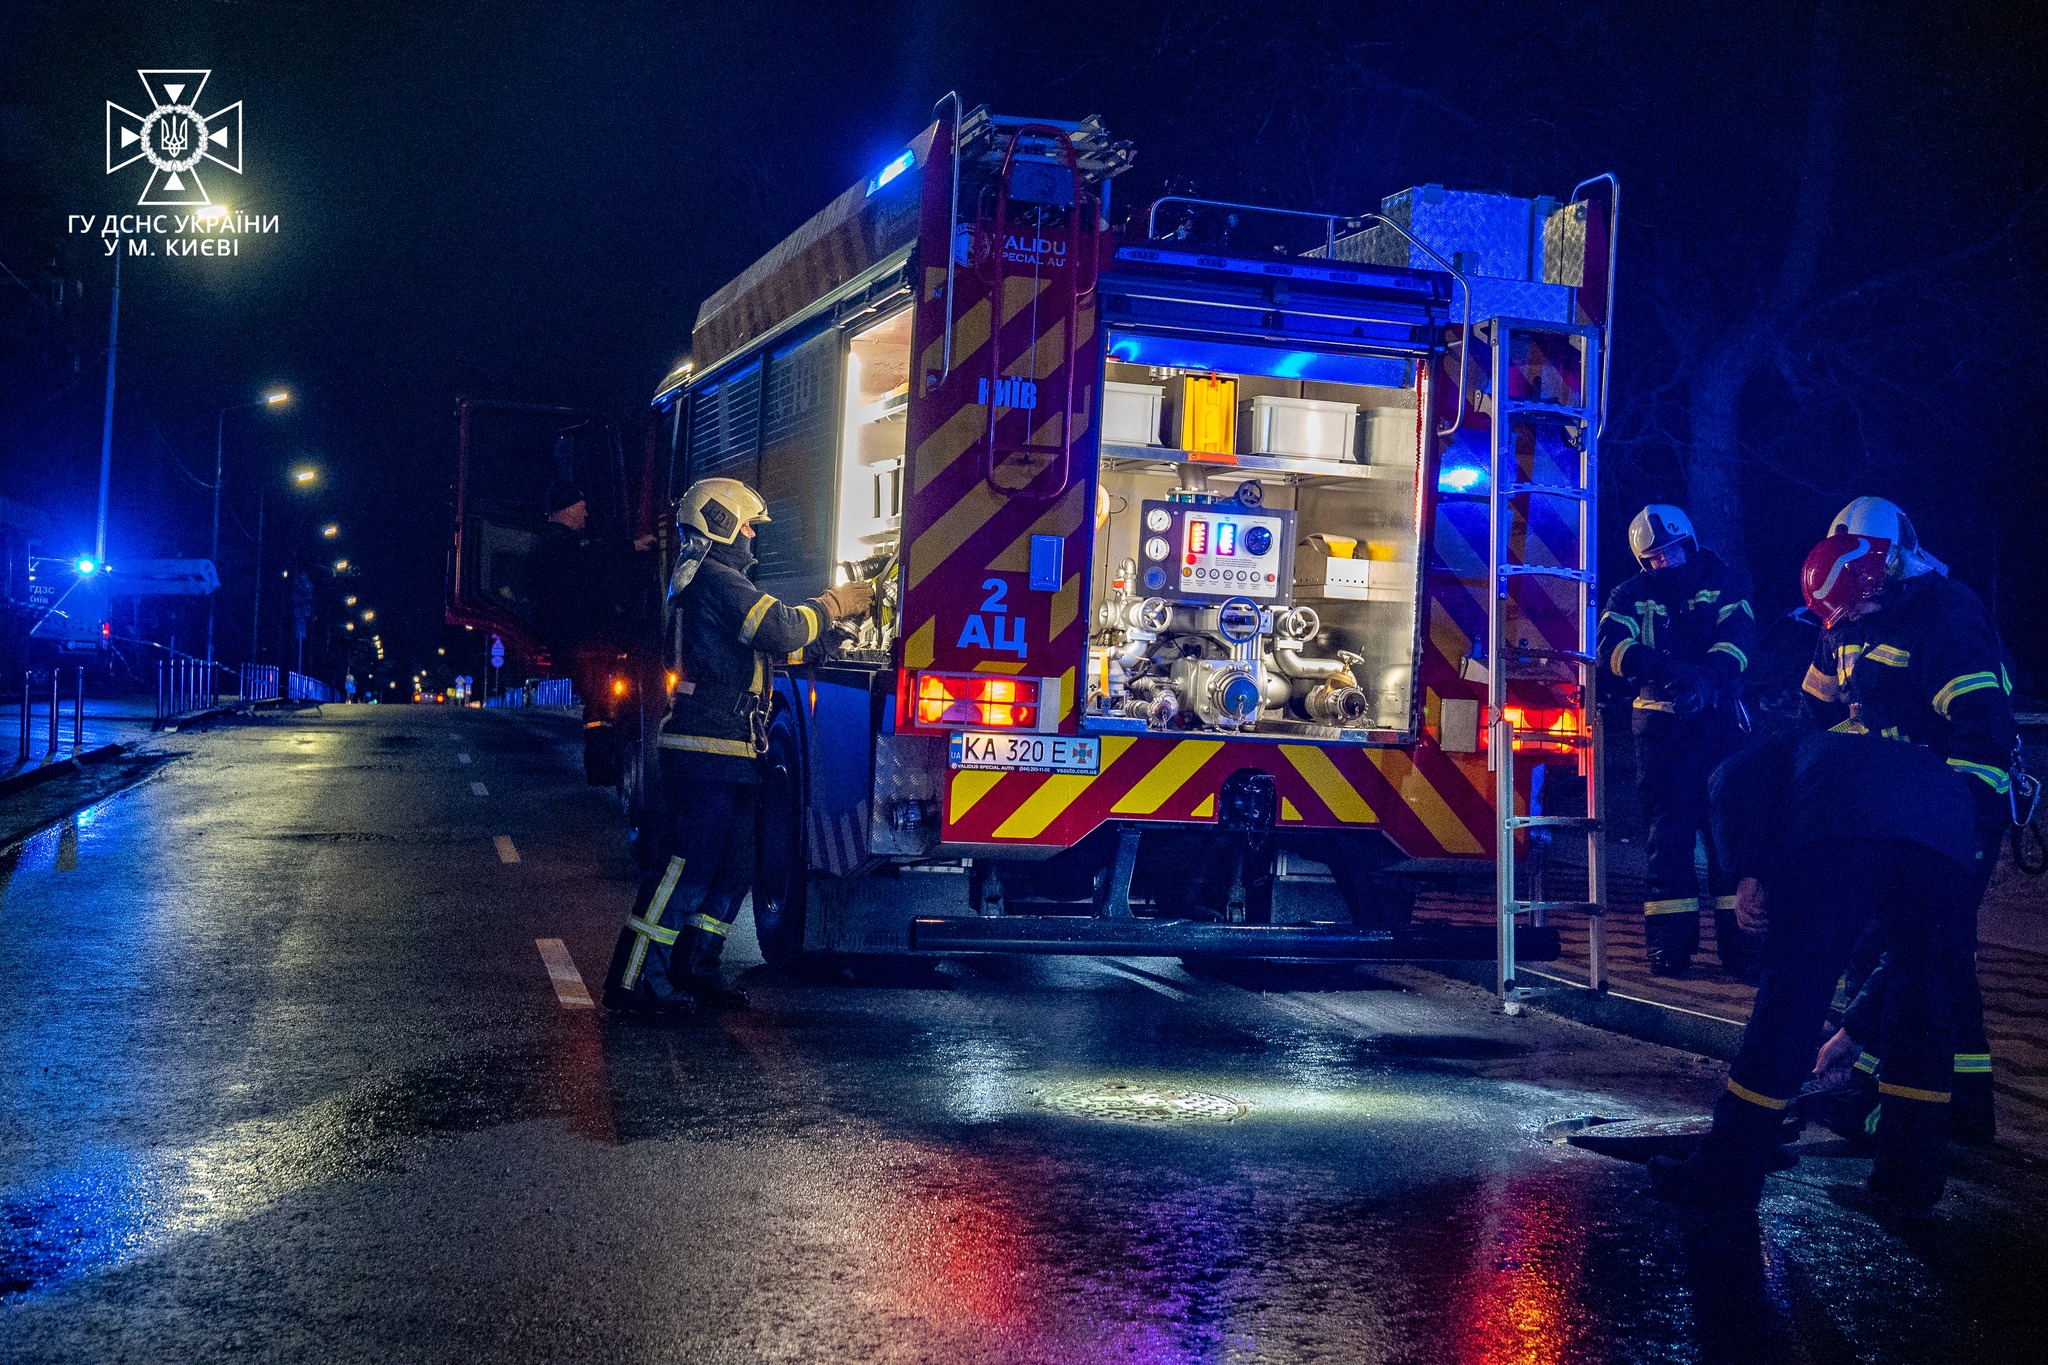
xmin=908 ymin=916 xmax=1559 ymax=962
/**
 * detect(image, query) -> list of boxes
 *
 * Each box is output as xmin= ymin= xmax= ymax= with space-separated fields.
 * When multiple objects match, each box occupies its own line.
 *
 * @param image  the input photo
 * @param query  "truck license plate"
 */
xmin=949 ymin=731 xmax=1101 ymax=775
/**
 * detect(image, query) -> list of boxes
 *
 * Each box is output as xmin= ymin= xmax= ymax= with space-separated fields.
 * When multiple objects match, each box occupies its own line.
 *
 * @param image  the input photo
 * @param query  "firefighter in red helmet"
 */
xmin=1595 ymin=505 xmax=1758 ymax=977
xmin=1796 ymin=500 xmax=2017 ymax=1146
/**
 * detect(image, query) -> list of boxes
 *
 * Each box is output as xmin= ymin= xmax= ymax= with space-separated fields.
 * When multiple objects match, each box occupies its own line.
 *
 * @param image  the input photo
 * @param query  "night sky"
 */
xmin=3 ymin=1 xmax=2043 ymax=689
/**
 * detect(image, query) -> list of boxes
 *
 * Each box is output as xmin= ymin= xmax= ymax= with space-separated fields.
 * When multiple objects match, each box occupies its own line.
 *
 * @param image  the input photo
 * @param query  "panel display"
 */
xmin=1137 ymin=500 xmax=1295 ymax=605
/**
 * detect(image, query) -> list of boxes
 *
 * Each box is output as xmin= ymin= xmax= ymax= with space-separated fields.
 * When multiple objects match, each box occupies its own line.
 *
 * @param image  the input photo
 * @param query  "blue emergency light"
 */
xmin=867 ymin=149 xmax=914 ymax=196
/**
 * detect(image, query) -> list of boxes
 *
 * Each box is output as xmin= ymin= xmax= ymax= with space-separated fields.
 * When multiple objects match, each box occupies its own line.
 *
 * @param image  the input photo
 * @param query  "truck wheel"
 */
xmin=753 ymin=706 xmax=810 ymax=967
xmin=618 ymin=700 xmax=657 ymax=870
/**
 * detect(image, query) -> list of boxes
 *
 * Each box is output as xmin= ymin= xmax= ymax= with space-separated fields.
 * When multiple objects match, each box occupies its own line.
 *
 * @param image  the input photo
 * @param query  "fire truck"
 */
xmin=469 ymin=102 xmax=1622 ymax=991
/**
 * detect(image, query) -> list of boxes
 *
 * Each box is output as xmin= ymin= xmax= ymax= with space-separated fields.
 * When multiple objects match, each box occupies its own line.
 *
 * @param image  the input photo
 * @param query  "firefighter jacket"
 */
xmin=1801 ymin=570 xmax=2017 ymax=817
xmin=1595 ymin=551 xmax=1756 ymax=713
xmin=1710 ymin=731 xmax=1982 ymax=884
xmin=660 ymin=535 xmax=827 ymax=783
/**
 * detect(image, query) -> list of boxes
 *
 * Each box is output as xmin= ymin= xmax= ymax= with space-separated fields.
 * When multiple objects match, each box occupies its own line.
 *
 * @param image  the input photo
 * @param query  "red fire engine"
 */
xmin=458 ymin=102 xmax=1621 ymax=991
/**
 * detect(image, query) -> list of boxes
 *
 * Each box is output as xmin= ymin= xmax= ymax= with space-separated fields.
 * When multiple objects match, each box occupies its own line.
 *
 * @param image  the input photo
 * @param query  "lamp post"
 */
xmin=251 ymin=465 xmax=319 ymax=665
xmin=208 ymin=390 xmax=288 ymax=671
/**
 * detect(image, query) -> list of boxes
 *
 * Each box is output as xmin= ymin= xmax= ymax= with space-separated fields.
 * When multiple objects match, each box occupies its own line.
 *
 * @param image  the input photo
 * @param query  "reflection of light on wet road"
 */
xmin=1451 ymin=1177 xmax=1591 ymax=1365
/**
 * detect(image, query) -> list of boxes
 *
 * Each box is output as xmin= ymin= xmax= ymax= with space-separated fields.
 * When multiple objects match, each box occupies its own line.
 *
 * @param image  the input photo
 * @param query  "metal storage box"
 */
xmin=1359 ymin=406 xmax=1418 ymax=467
xmin=1240 ymin=395 xmax=1357 ymax=461
xmin=1102 ymin=380 xmax=1164 ymax=446
xmin=1295 ymin=553 xmax=1415 ymax=602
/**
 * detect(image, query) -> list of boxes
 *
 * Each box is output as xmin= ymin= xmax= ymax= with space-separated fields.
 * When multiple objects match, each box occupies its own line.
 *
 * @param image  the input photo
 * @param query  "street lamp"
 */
xmin=250 ymin=463 xmax=319 ymax=667
xmin=334 ymin=559 xmax=350 ymax=573
xmin=362 ymin=609 xmax=375 ymax=622
xmin=208 ymin=389 xmax=291 ymax=671
xmin=321 ymin=524 xmax=339 ymax=538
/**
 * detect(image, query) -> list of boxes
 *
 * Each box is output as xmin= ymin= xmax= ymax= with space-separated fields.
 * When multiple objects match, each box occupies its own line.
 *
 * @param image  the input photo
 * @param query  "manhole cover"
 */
xmin=1037 ymin=1082 xmax=1251 ymax=1124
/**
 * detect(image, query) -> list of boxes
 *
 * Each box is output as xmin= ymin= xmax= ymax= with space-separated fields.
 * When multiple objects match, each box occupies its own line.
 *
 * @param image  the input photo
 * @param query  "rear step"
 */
xmin=910 ymin=917 xmax=1562 ymax=962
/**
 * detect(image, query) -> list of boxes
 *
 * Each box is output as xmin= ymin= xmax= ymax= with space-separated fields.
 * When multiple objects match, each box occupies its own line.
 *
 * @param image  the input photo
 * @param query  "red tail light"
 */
xmin=915 ymin=672 xmax=1039 ymax=729
xmin=1492 ymin=705 xmax=1582 ymax=753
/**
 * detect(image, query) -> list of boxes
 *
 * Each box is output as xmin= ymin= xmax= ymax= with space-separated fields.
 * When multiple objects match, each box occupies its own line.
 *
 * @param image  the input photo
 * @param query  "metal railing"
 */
xmin=240 ymin=663 xmax=281 ymax=703
xmin=287 ymin=672 xmax=339 ymax=703
xmin=155 ymin=657 xmax=226 ymax=728
xmin=484 ymin=678 xmax=577 ymax=709
xmin=14 ymin=668 xmax=88 ymax=767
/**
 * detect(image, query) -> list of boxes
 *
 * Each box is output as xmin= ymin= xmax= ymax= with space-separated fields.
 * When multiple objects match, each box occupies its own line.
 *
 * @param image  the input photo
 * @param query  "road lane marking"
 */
xmin=470 ymin=780 xmax=489 ymax=797
xmin=494 ymin=835 xmax=520 ymax=864
xmin=1090 ymin=958 xmax=1193 ymax=1001
xmin=536 ymin=938 xmax=594 ymax=1008
xmin=458 ymin=753 xmax=472 ymax=765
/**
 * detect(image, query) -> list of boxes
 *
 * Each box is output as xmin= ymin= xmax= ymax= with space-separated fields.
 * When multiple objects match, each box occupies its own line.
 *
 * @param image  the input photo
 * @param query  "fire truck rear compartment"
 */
xmin=1087 ymin=347 xmax=1426 ymax=739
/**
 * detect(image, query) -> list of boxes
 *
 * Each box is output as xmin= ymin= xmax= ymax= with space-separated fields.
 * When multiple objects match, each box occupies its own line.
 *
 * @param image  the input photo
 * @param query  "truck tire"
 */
xmin=618 ymin=698 xmax=658 ymax=871
xmin=753 ymin=705 xmax=810 ymax=967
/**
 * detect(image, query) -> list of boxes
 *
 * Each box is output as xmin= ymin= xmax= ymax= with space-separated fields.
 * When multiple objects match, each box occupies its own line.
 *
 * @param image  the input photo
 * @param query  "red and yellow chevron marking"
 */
xmin=941 ymin=732 xmax=1494 ymax=858
xmin=897 ymin=117 xmax=1101 ymax=726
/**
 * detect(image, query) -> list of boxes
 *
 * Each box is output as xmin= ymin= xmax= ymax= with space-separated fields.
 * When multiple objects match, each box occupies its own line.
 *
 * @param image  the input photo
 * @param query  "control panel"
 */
xmin=1137 ymin=500 xmax=1295 ymax=605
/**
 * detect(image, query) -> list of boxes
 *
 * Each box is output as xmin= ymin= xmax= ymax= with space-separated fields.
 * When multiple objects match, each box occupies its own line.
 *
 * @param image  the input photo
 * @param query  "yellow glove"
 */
xmin=817 ymin=579 xmax=876 ymax=621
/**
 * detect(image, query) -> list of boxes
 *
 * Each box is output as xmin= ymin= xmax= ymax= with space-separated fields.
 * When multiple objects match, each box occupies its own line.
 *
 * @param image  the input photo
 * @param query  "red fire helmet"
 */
xmin=1801 ymin=533 xmax=1891 ymax=628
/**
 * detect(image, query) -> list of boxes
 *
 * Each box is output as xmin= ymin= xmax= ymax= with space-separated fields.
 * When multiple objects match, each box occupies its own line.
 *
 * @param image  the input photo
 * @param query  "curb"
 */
xmin=0 ymin=743 xmax=127 ymax=800
xmin=1432 ymin=959 xmax=1747 ymax=1061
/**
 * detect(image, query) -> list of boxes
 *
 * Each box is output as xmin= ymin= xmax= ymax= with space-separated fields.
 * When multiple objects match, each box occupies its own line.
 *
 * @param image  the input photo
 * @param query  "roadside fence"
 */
xmin=14 ymin=667 xmax=87 ymax=767
xmin=483 ymin=678 xmax=578 ymax=709
xmin=155 ymin=658 xmax=227 ymax=728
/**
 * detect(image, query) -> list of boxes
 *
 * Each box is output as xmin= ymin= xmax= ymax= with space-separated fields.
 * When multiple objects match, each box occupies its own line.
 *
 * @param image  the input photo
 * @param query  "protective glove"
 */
xmin=816 ymin=579 xmax=876 ymax=621
xmin=1668 ymin=666 xmax=1713 ymax=718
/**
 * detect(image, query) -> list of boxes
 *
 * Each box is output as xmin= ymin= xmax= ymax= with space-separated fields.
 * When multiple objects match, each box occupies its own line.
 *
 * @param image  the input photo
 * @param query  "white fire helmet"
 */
xmin=677 ymin=477 xmax=770 ymax=545
xmin=1628 ymin=504 xmax=1697 ymax=570
xmin=1828 ymin=497 xmax=1946 ymax=580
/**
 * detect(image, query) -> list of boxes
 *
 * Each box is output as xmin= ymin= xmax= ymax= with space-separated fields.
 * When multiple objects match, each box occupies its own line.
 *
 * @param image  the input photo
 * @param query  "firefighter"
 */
xmin=1796 ymin=498 xmax=2016 ymax=1145
xmin=1649 ymin=697 xmax=1981 ymax=1217
xmin=600 ymin=478 xmax=872 ymax=1017
xmin=1596 ymin=505 xmax=1758 ymax=977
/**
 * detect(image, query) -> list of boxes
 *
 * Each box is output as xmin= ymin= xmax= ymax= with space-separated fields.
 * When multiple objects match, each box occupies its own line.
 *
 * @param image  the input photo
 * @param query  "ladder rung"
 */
xmin=1502 ymin=399 xmax=1591 ymax=421
xmin=1505 ymin=815 xmax=1601 ymax=830
xmin=1501 ymin=481 xmax=1589 ymax=500
xmin=1506 ymin=648 xmax=1596 ymax=666
xmin=1507 ymin=900 xmax=1603 ymax=917
xmin=1504 ymin=731 xmax=1594 ymax=747
xmin=1498 ymin=564 xmax=1595 ymax=585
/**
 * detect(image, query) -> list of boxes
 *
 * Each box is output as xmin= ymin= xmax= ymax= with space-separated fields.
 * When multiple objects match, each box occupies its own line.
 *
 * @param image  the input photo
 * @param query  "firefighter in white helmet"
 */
xmin=600 ymin=477 xmax=873 ymax=1017
xmin=1797 ymin=497 xmax=2015 ymax=1146
xmin=1594 ymin=505 xmax=1758 ymax=977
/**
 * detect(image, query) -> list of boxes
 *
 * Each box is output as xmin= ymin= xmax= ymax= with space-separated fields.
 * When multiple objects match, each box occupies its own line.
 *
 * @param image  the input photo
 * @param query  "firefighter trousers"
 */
xmin=1704 ymin=838 xmax=1973 ymax=1209
xmin=1635 ymin=713 xmax=1741 ymax=962
xmin=1836 ymin=823 xmax=2003 ymax=1129
xmin=602 ymin=765 xmax=759 ymax=1008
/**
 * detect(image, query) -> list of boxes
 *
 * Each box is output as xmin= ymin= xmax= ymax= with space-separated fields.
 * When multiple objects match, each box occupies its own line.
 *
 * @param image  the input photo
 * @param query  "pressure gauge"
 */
xmin=1144 ymin=536 xmax=1171 ymax=561
xmin=1145 ymin=507 xmax=1173 ymax=533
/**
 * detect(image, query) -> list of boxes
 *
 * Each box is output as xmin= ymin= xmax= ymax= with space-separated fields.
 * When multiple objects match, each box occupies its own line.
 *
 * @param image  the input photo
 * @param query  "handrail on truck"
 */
xmin=1568 ymin=173 xmax=1619 ymax=438
xmin=932 ymin=91 xmax=964 ymax=382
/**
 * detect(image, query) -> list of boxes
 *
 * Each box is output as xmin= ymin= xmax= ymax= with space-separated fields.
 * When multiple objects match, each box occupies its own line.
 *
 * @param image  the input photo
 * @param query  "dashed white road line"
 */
xmin=469 ymin=780 xmax=489 ymax=797
xmin=535 ymin=938 xmax=594 ymax=1009
xmin=458 ymin=753 xmax=472 ymax=765
xmin=1089 ymin=958 xmax=1194 ymax=1001
xmin=494 ymin=835 xmax=520 ymax=864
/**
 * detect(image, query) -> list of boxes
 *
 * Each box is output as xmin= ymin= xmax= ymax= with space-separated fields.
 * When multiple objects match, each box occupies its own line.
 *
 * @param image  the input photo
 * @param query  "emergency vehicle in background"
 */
xmin=456 ymin=101 xmax=1622 ymax=991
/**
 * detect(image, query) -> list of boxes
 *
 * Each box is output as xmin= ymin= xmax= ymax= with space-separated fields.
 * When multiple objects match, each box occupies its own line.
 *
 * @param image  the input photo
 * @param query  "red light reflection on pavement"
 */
xmin=1448 ymin=1176 xmax=1591 ymax=1365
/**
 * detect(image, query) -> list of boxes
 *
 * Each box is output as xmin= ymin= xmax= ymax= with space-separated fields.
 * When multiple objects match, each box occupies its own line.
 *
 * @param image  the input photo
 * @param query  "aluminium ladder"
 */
xmin=1484 ymin=318 xmax=1608 ymax=997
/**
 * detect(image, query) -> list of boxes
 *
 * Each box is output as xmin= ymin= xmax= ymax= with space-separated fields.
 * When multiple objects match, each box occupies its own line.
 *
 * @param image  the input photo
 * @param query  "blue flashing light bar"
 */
xmin=866 ymin=148 xmax=915 ymax=196
xmin=1105 ymin=332 xmax=1410 ymax=389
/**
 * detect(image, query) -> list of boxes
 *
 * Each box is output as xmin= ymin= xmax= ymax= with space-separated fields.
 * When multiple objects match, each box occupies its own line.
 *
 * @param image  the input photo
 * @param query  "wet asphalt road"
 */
xmin=4 ymin=707 xmax=2048 ymax=1363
